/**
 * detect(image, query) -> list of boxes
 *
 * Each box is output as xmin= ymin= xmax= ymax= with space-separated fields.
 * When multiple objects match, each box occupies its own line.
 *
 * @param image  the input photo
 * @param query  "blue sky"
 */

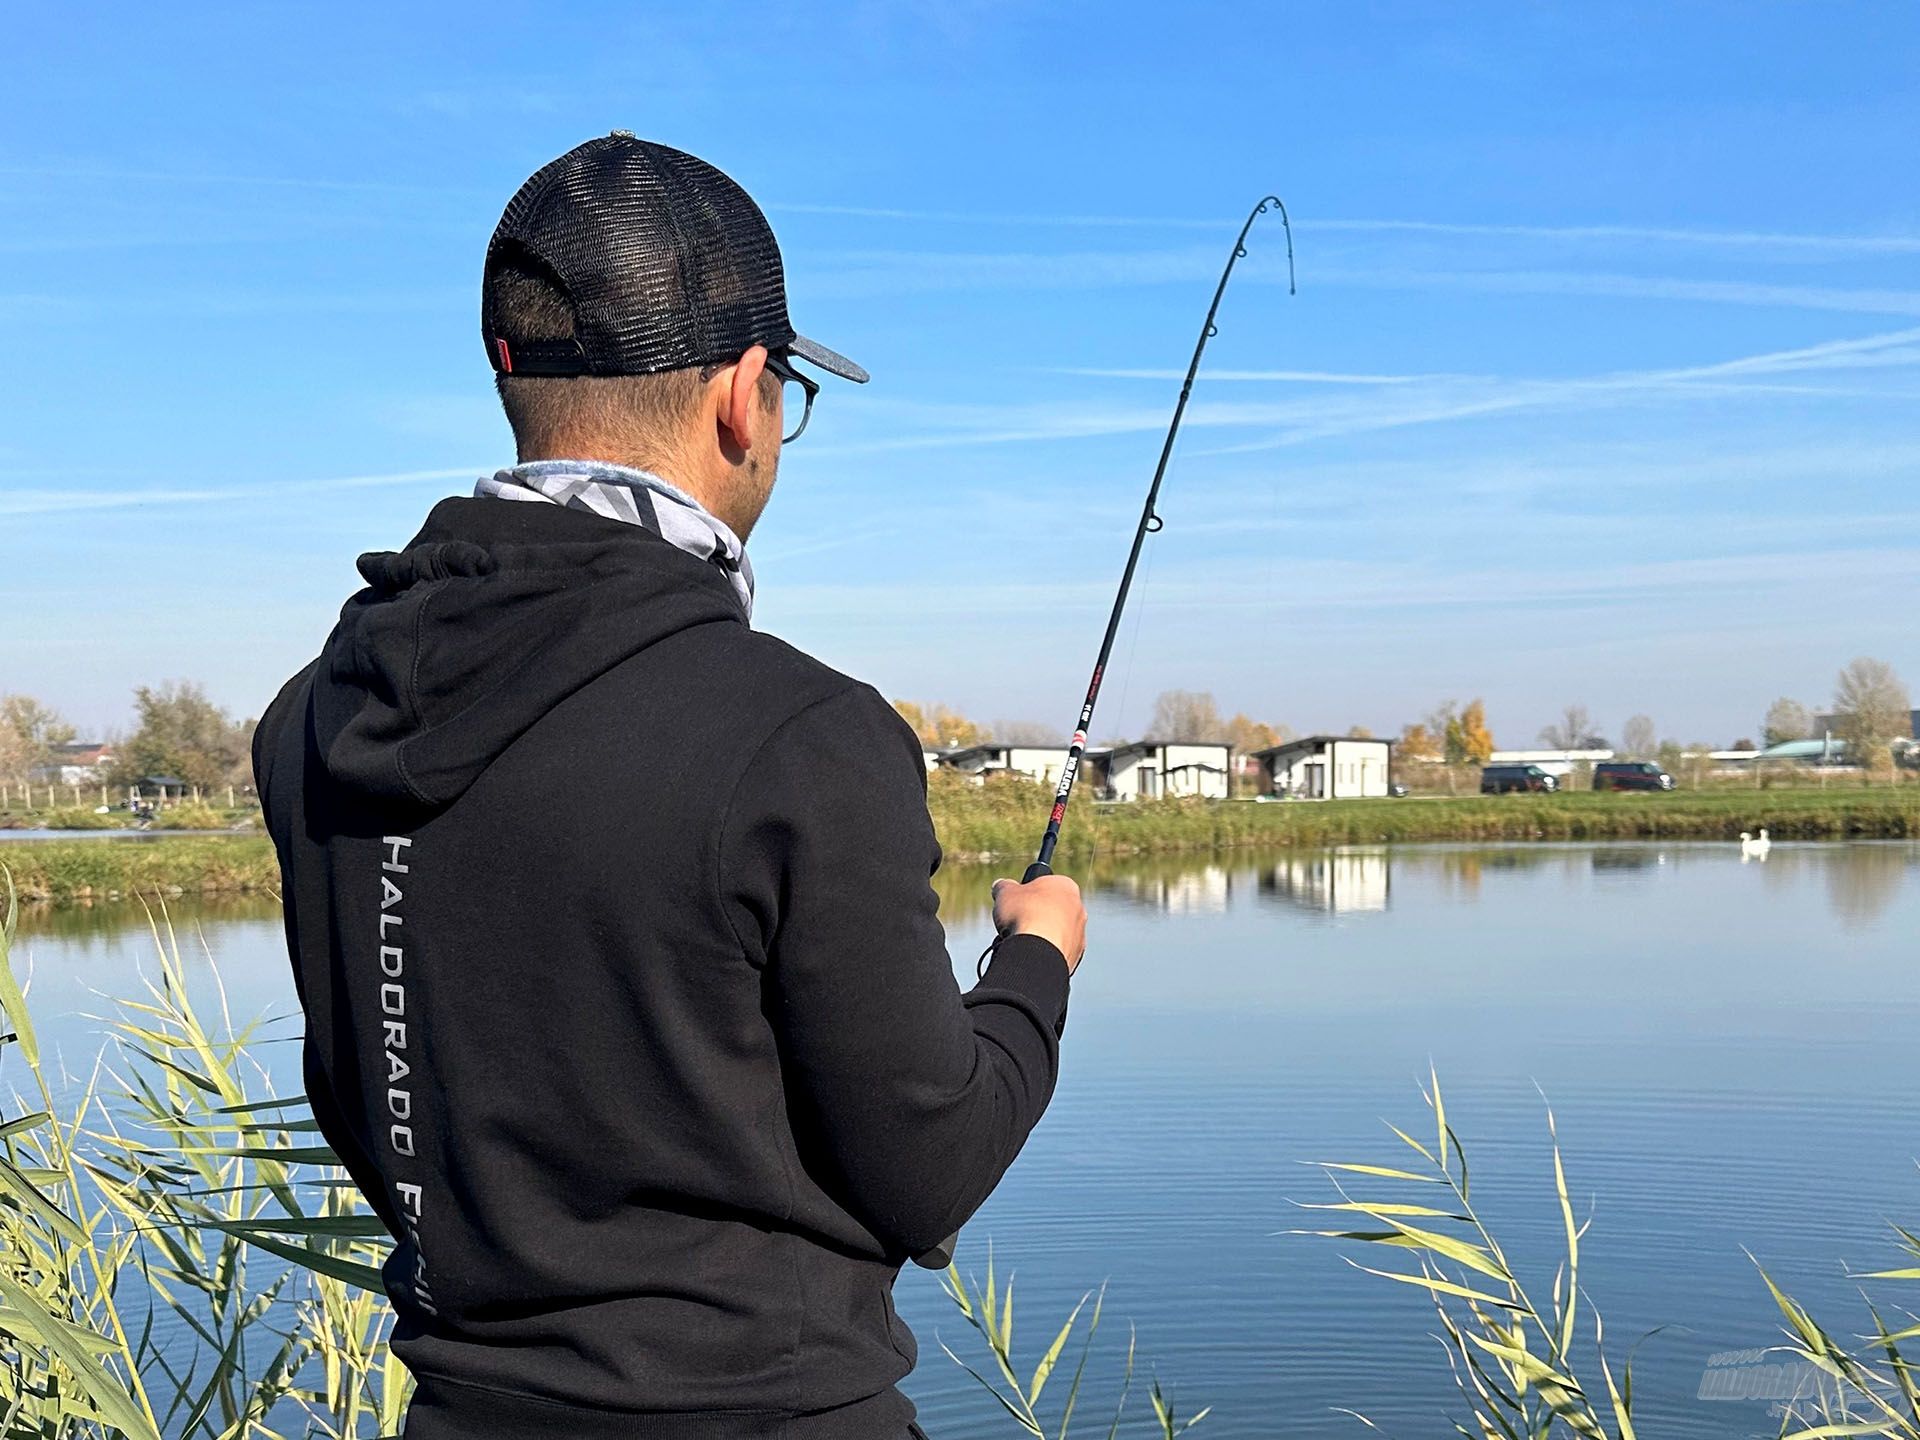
xmin=6 ymin=2 xmax=1917 ymax=747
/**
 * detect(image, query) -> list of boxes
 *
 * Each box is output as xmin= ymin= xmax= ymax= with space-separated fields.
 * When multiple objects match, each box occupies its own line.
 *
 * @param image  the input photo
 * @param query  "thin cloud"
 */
xmin=1316 ymin=266 xmax=1920 ymax=319
xmin=0 ymin=163 xmax=483 ymax=198
xmin=1057 ymin=367 xmax=1437 ymax=385
xmin=1187 ymin=326 xmax=1920 ymax=455
xmin=773 ymin=200 xmax=1920 ymax=254
xmin=1311 ymin=217 xmax=1920 ymax=255
xmin=1067 ymin=328 xmax=1920 ymax=387
xmin=807 ymin=244 xmax=1920 ymax=319
xmin=818 ymin=326 xmax=1920 ymax=459
xmin=3 ymin=467 xmax=482 ymax=518
xmin=776 ymin=544 xmax=1920 ymax=621
xmin=13 ymin=171 xmax=1914 ymax=256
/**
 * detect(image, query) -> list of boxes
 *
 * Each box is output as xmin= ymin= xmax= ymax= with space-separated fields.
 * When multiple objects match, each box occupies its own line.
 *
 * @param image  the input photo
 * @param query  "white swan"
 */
xmin=1740 ymin=828 xmax=1772 ymax=860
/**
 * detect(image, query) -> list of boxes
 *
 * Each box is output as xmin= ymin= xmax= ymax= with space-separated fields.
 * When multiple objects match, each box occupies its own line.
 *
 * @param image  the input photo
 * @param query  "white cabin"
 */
xmin=1088 ymin=740 xmax=1231 ymax=801
xmin=941 ymin=744 xmax=1068 ymax=787
xmin=1252 ymin=736 xmax=1393 ymax=800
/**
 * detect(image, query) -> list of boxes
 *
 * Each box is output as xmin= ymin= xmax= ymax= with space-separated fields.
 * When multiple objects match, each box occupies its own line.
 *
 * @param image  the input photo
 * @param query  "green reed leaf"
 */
xmin=1029 ymin=1290 xmax=1088 ymax=1404
xmin=1315 ymin=1162 xmax=1446 ymax=1183
xmin=0 ymin=1271 xmax=160 ymax=1440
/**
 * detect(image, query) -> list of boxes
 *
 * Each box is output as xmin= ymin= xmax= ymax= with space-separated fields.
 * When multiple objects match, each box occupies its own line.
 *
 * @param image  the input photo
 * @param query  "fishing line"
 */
xmin=920 ymin=194 xmax=1294 ymax=1270
xmin=1106 ymin=519 xmax=1157 ymax=770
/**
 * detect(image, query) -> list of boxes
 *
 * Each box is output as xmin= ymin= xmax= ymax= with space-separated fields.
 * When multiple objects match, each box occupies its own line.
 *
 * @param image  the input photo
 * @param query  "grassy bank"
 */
xmin=4 ymin=782 xmax=1917 ymax=906
xmin=2 ymin=835 xmax=280 ymax=903
xmin=928 ymin=773 xmax=1920 ymax=859
xmin=0 ymin=802 xmax=258 ymax=830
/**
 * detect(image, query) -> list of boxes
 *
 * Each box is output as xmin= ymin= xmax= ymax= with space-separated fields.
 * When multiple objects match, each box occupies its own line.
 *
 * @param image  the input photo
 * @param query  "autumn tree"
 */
xmin=1397 ymin=721 xmax=1441 ymax=762
xmin=1457 ymin=699 xmax=1494 ymax=765
xmin=1762 ymin=697 xmax=1811 ymax=747
xmin=110 ymin=682 xmax=253 ymax=793
xmin=0 ymin=694 xmax=77 ymax=787
xmin=992 ymin=719 xmax=1065 ymax=745
xmin=1149 ymin=689 xmax=1228 ymax=742
xmin=891 ymin=699 xmax=927 ymax=740
xmin=1539 ymin=704 xmax=1605 ymax=751
xmin=1346 ymin=724 xmax=1374 ymax=739
xmin=1832 ymin=657 xmax=1911 ymax=773
xmin=1620 ymin=714 xmax=1657 ymax=760
xmin=1226 ymin=713 xmax=1284 ymax=755
xmin=891 ymin=699 xmax=991 ymax=749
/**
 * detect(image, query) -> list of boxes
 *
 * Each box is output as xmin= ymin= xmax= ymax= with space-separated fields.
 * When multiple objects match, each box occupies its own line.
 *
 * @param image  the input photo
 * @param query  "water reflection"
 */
xmin=16 ymin=892 xmax=283 ymax=941
xmin=1590 ymin=847 xmax=1669 ymax=875
xmin=1825 ymin=843 xmax=1908 ymax=930
xmin=929 ymin=840 xmax=1916 ymax=934
xmin=15 ymin=840 xmax=1913 ymax=940
xmin=9 ymin=841 xmax=1920 ymax=1440
xmin=1258 ymin=849 xmax=1390 ymax=914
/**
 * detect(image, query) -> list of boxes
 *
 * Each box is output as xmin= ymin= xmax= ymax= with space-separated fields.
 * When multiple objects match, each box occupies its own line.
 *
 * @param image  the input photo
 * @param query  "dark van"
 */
xmin=1480 ymin=763 xmax=1558 ymax=794
xmin=1593 ymin=761 xmax=1675 ymax=792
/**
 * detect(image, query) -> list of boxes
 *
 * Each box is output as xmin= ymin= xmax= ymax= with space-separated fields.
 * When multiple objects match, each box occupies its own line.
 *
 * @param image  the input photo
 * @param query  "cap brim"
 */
xmin=789 ymin=333 xmax=868 ymax=384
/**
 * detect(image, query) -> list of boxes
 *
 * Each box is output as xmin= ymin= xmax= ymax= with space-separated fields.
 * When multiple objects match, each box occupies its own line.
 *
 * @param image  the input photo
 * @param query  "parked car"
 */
xmin=1480 ymin=763 xmax=1558 ymax=794
xmin=1593 ymin=760 xmax=1675 ymax=792
xmin=1387 ymin=782 xmax=1409 ymax=797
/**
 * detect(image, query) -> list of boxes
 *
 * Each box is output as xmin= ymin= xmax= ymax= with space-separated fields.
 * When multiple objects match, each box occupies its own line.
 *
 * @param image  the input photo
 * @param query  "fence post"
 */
xmin=226 ymin=784 xmax=234 ymax=808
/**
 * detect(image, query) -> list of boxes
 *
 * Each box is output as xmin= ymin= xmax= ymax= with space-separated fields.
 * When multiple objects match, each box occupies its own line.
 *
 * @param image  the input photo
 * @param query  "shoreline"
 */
xmin=928 ymin=781 xmax=1919 ymax=862
xmin=2 ymin=786 xmax=1915 ymax=907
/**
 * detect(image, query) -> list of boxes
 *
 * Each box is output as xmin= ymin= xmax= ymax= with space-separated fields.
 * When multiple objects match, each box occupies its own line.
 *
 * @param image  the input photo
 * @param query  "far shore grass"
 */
xmin=929 ymin=774 xmax=1920 ymax=861
xmin=4 ymin=779 xmax=1917 ymax=906
xmin=3 ymin=837 xmax=283 ymax=905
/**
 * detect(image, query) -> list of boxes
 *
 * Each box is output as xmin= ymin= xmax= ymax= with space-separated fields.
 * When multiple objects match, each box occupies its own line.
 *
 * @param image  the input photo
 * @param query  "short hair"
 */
xmin=489 ymin=250 xmax=706 ymax=464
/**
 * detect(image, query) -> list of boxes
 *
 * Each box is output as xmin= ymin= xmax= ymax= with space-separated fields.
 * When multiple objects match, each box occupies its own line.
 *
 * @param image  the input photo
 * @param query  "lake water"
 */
xmin=13 ymin=841 xmax=1919 ymax=1440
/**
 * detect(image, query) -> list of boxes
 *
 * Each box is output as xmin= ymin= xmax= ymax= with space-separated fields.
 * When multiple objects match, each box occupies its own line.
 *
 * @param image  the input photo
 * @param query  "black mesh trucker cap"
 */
xmin=482 ymin=132 xmax=867 ymax=385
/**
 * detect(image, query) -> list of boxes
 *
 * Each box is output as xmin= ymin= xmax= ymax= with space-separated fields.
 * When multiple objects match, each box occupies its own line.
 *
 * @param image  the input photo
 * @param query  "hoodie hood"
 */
xmin=311 ymin=496 xmax=745 ymax=808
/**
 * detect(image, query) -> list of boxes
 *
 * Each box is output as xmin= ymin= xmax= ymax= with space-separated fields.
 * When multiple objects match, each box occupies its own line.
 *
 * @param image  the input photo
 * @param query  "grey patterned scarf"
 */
xmin=476 ymin=460 xmax=755 ymax=619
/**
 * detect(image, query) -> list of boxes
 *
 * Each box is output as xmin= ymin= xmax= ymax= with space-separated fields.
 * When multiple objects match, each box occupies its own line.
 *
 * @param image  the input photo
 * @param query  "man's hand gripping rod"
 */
xmin=913 ymin=195 xmax=1294 ymax=1271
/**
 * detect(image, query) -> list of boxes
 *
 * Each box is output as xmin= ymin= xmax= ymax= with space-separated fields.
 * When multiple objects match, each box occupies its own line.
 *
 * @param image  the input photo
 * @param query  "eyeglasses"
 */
xmin=700 ymin=349 xmax=820 ymax=443
xmin=762 ymin=350 xmax=818 ymax=443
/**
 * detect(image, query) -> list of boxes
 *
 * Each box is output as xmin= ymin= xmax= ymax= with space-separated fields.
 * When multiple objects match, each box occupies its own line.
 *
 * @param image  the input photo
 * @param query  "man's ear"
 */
xmin=716 ymin=345 xmax=769 ymax=455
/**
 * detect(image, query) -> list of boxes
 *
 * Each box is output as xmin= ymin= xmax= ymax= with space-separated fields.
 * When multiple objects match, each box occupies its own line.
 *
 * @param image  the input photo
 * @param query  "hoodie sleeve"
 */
xmin=719 ymin=684 xmax=1070 ymax=1258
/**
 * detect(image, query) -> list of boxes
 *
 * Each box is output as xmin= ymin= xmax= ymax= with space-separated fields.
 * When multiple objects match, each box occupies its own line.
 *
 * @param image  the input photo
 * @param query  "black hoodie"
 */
xmin=254 ymin=497 xmax=1070 ymax=1440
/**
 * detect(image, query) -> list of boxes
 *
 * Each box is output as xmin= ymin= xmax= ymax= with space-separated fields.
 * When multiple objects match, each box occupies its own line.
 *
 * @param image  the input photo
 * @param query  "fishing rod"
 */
xmin=913 ymin=194 xmax=1294 ymax=1271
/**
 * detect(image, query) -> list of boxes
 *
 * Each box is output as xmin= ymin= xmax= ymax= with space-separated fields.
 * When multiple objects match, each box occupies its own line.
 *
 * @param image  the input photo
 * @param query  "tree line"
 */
xmin=0 ymin=684 xmax=256 ymax=795
xmin=1484 ymin=656 xmax=1913 ymax=774
xmin=8 ymin=652 xmax=1907 ymax=802
xmin=892 ymin=690 xmax=1294 ymax=758
xmin=896 ymin=653 xmax=1913 ymax=777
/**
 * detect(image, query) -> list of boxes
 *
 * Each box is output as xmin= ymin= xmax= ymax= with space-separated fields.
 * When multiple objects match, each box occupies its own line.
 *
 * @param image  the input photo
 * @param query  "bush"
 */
xmin=154 ymin=801 xmax=232 ymax=830
xmin=1 ymin=837 xmax=279 ymax=903
xmin=17 ymin=806 xmax=124 ymax=830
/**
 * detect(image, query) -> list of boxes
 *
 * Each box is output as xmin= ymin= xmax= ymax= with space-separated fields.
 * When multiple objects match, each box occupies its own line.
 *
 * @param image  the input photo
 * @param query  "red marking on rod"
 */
xmin=1050 ymin=801 xmax=1067 ymax=825
xmin=1071 ymin=730 xmax=1087 ymax=747
xmin=495 ymin=338 xmax=513 ymax=373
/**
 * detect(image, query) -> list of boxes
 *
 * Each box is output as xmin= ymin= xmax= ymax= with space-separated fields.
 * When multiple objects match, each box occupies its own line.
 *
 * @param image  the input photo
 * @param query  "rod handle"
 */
xmin=1022 ymin=860 xmax=1053 ymax=883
